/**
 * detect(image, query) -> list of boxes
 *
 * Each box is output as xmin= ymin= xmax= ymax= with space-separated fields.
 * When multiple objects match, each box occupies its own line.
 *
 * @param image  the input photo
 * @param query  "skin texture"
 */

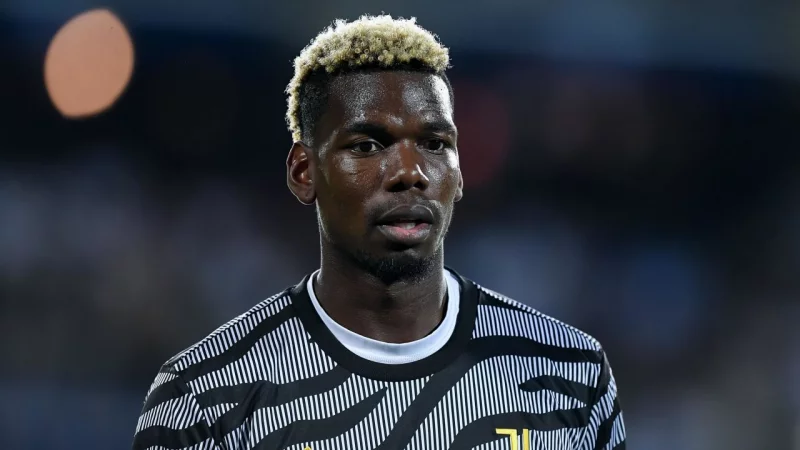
xmin=286 ymin=71 xmax=463 ymax=343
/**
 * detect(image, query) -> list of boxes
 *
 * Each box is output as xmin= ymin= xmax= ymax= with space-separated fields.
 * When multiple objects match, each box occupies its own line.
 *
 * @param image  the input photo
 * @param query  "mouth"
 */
xmin=381 ymin=220 xmax=428 ymax=230
xmin=374 ymin=205 xmax=435 ymax=245
xmin=376 ymin=222 xmax=432 ymax=245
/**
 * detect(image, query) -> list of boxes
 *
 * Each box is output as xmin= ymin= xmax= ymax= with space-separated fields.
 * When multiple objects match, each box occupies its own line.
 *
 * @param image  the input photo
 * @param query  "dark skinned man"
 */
xmin=132 ymin=15 xmax=626 ymax=450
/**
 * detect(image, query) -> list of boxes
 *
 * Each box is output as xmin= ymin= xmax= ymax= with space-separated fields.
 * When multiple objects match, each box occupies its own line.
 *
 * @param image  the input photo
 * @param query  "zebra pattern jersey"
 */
xmin=132 ymin=269 xmax=625 ymax=450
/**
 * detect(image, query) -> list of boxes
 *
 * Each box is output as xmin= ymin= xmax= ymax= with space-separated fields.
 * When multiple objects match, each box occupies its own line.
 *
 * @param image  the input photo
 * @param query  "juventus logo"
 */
xmin=495 ymin=428 xmax=532 ymax=450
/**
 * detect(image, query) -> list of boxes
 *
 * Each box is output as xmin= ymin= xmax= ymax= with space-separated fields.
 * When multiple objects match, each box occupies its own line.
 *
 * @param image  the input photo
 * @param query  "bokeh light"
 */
xmin=44 ymin=8 xmax=134 ymax=119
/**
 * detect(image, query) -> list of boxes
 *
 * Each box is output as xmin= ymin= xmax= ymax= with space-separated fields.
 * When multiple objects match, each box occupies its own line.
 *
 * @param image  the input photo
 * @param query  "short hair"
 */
xmin=285 ymin=15 xmax=452 ymax=144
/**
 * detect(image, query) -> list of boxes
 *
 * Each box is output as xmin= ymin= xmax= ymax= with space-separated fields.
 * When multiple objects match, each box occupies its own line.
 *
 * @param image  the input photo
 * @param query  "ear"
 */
xmin=286 ymin=141 xmax=316 ymax=205
xmin=454 ymin=168 xmax=464 ymax=202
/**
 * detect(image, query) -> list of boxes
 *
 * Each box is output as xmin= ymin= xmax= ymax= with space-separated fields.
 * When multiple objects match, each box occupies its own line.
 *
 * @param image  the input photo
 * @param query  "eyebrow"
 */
xmin=421 ymin=119 xmax=457 ymax=136
xmin=341 ymin=122 xmax=393 ymax=142
xmin=341 ymin=119 xmax=457 ymax=140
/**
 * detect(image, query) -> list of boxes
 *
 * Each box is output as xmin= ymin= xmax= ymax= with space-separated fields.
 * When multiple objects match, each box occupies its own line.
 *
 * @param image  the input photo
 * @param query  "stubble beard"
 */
xmin=320 ymin=208 xmax=454 ymax=285
xmin=349 ymin=244 xmax=442 ymax=285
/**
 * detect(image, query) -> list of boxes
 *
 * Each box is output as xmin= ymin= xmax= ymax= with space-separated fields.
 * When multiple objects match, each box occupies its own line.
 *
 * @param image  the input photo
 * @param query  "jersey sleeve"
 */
xmin=584 ymin=350 xmax=626 ymax=450
xmin=131 ymin=365 xmax=218 ymax=450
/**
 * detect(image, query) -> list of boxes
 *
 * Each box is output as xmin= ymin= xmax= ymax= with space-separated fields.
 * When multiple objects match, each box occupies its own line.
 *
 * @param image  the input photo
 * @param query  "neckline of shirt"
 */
xmin=306 ymin=269 xmax=461 ymax=365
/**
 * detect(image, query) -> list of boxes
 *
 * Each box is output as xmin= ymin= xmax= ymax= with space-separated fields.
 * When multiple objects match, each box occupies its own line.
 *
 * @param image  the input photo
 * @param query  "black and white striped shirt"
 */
xmin=132 ymin=269 xmax=625 ymax=450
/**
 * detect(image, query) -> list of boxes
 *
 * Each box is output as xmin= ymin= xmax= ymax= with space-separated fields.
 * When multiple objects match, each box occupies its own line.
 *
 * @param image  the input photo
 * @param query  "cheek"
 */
xmin=319 ymin=154 xmax=365 ymax=192
xmin=432 ymin=152 xmax=462 ymax=194
xmin=336 ymin=156 xmax=370 ymax=181
xmin=319 ymin=157 xmax=373 ymax=215
xmin=446 ymin=150 xmax=461 ymax=170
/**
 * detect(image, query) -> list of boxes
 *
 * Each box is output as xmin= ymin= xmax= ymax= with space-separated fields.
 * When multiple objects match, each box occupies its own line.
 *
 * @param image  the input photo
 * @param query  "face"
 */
xmin=287 ymin=70 xmax=463 ymax=283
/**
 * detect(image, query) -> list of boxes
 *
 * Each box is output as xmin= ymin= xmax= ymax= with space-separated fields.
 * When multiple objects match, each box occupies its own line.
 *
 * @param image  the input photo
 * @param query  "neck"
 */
xmin=314 ymin=248 xmax=447 ymax=344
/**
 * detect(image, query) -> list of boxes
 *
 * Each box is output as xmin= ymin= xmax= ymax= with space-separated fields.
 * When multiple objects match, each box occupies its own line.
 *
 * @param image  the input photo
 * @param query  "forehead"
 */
xmin=320 ymin=71 xmax=453 ymax=137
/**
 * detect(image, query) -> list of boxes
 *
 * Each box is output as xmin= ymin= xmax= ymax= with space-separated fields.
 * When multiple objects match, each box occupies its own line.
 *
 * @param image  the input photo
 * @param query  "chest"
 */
xmin=219 ymin=371 xmax=591 ymax=450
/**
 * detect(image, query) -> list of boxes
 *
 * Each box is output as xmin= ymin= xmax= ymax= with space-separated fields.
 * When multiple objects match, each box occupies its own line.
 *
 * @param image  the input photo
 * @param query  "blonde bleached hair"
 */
xmin=285 ymin=14 xmax=451 ymax=142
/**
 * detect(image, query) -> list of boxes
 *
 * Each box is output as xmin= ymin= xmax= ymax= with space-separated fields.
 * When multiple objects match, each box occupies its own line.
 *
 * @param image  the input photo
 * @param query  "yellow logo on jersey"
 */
xmin=496 ymin=428 xmax=531 ymax=450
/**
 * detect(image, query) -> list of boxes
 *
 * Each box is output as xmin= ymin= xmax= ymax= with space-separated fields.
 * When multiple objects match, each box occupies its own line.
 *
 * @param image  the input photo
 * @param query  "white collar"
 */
xmin=306 ymin=270 xmax=461 ymax=365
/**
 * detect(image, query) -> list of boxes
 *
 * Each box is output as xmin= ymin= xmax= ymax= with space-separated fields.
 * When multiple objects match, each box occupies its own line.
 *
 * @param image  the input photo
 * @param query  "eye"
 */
xmin=423 ymin=139 xmax=448 ymax=153
xmin=351 ymin=141 xmax=382 ymax=153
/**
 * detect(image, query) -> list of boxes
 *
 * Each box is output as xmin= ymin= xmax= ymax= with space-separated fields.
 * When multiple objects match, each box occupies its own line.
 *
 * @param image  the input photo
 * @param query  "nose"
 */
xmin=383 ymin=141 xmax=430 ymax=193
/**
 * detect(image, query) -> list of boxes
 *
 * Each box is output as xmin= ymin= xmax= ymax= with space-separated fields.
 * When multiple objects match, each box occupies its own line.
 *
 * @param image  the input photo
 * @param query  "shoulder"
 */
xmin=162 ymin=289 xmax=296 ymax=374
xmin=469 ymin=279 xmax=603 ymax=353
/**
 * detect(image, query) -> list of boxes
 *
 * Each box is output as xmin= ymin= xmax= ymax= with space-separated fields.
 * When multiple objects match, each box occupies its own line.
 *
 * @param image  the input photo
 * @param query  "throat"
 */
xmin=312 ymin=267 xmax=448 ymax=343
xmin=347 ymin=305 xmax=445 ymax=344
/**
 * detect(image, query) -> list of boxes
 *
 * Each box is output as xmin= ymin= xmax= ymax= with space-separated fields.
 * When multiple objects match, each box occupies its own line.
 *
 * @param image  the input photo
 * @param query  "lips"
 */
xmin=375 ymin=204 xmax=435 ymax=246
xmin=389 ymin=221 xmax=425 ymax=229
xmin=375 ymin=205 xmax=435 ymax=226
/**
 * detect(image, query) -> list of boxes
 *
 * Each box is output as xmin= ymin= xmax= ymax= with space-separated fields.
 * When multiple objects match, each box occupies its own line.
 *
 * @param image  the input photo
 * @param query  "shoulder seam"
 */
xmin=168 ymin=366 xmax=221 ymax=449
xmin=165 ymin=289 xmax=291 ymax=369
xmin=476 ymin=284 xmax=603 ymax=351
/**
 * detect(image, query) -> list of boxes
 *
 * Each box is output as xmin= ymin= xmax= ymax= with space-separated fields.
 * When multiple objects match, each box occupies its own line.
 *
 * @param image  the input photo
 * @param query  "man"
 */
xmin=132 ymin=15 xmax=625 ymax=450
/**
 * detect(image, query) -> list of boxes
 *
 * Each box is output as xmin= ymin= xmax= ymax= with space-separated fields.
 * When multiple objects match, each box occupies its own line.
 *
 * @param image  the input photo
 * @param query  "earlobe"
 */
xmin=286 ymin=142 xmax=316 ymax=205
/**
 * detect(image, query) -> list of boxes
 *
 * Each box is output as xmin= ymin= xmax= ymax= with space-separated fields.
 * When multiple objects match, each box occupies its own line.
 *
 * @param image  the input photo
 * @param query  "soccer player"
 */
xmin=132 ymin=15 xmax=626 ymax=450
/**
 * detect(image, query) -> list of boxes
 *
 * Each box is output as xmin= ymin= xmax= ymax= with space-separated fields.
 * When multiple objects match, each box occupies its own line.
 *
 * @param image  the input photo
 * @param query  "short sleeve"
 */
xmin=584 ymin=350 xmax=626 ymax=450
xmin=131 ymin=366 xmax=218 ymax=450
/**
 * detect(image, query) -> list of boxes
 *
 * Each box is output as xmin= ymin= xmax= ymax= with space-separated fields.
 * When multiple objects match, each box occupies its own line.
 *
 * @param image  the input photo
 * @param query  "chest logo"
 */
xmin=495 ymin=428 xmax=532 ymax=450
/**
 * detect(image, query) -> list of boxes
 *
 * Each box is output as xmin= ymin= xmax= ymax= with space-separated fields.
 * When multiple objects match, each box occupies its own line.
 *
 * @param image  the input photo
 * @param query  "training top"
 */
xmin=131 ymin=268 xmax=625 ymax=450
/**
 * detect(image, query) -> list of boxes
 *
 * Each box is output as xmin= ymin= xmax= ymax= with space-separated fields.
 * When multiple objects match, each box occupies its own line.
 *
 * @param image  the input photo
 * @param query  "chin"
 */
xmin=352 ymin=247 xmax=440 ymax=285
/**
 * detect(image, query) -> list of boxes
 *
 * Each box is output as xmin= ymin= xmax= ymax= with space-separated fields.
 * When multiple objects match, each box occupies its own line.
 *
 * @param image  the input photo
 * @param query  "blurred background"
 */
xmin=1 ymin=1 xmax=799 ymax=449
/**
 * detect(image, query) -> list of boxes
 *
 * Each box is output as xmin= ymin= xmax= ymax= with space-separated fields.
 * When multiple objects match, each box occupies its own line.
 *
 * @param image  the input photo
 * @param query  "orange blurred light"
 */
xmin=44 ymin=8 xmax=134 ymax=119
